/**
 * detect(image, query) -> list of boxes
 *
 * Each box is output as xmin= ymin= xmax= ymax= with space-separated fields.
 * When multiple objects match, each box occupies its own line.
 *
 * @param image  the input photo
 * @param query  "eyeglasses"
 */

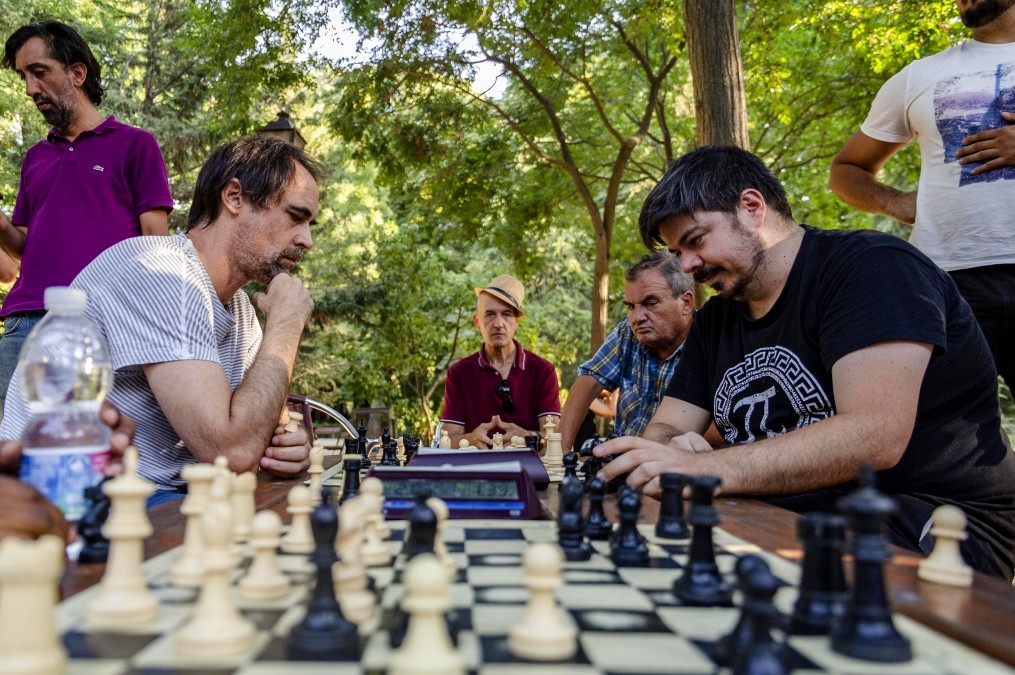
xmin=497 ymin=379 xmax=515 ymax=414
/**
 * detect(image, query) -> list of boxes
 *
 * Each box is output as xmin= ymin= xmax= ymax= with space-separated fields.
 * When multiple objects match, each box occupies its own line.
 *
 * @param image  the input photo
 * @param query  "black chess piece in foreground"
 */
xmin=673 ymin=475 xmax=732 ymax=606
xmin=559 ymin=451 xmax=580 ymax=491
xmin=339 ymin=454 xmax=362 ymax=504
xmin=558 ymin=477 xmax=593 ymax=561
xmin=831 ymin=466 xmax=912 ymax=662
xmin=584 ymin=476 xmax=613 ymax=540
xmin=77 ymin=476 xmax=114 ymax=563
xmin=714 ymin=554 xmax=770 ymax=666
xmin=655 ymin=472 xmax=689 ymax=540
xmin=730 ymin=557 xmax=789 ymax=675
xmin=610 ymin=486 xmax=649 ymax=566
xmin=287 ymin=488 xmax=359 ymax=660
xmin=404 ymin=486 xmax=437 ymax=559
xmin=789 ymin=512 xmax=847 ymax=635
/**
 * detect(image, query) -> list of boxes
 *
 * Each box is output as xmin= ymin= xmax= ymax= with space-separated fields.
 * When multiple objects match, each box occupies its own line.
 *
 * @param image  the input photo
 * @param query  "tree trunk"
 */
xmin=684 ymin=0 xmax=749 ymax=305
xmin=684 ymin=0 xmax=749 ymax=148
xmin=591 ymin=229 xmax=610 ymax=353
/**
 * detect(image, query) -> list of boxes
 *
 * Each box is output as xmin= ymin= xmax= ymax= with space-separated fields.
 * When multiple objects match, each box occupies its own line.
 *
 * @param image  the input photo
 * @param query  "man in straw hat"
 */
xmin=439 ymin=274 xmax=561 ymax=449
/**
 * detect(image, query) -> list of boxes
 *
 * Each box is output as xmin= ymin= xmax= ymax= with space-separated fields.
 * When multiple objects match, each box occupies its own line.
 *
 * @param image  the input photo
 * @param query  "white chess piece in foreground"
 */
xmin=508 ymin=542 xmax=576 ymax=661
xmin=918 ymin=505 xmax=973 ymax=587
xmin=388 ymin=555 xmax=465 ymax=675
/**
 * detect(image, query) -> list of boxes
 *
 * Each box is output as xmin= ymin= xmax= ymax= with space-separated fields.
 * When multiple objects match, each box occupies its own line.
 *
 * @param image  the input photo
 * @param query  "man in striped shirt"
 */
xmin=0 ymin=136 xmax=319 ymax=503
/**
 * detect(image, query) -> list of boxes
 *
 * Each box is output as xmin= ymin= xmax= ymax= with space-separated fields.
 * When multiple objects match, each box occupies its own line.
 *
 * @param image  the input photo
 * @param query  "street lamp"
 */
xmin=256 ymin=111 xmax=306 ymax=149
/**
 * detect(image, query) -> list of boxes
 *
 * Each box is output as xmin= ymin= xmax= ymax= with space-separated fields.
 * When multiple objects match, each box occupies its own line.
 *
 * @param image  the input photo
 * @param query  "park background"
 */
xmin=1 ymin=0 xmax=1012 ymax=442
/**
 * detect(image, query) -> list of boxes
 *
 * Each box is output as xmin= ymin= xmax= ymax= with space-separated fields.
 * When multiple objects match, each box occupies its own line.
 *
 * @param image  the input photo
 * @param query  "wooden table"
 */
xmin=61 ymin=472 xmax=1015 ymax=668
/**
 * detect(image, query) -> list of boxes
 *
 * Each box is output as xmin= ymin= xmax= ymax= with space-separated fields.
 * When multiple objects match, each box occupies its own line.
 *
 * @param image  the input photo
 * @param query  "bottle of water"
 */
xmin=17 ymin=287 xmax=113 ymax=521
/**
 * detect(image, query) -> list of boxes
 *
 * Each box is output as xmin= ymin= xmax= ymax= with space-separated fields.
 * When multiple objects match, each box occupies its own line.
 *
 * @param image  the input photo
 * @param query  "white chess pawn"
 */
xmin=307 ymin=445 xmax=325 ymax=506
xmin=918 ymin=505 xmax=973 ymax=587
xmin=360 ymin=476 xmax=390 ymax=540
xmin=426 ymin=497 xmax=457 ymax=580
xmin=438 ymin=430 xmax=452 ymax=449
xmin=238 ymin=511 xmax=292 ymax=599
xmin=508 ymin=542 xmax=576 ymax=661
xmin=231 ymin=471 xmax=256 ymax=543
xmin=177 ymin=478 xmax=256 ymax=656
xmin=170 ymin=462 xmax=219 ymax=587
xmin=285 ymin=410 xmax=304 ymax=434
xmin=359 ymin=481 xmax=392 ymax=567
xmin=87 ymin=446 xmax=159 ymax=627
xmin=492 ymin=432 xmax=504 ymax=450
xmin=280 ymin=484 xmax=315 ymax=554
xmin=458 ymin=438 xmax=471 ymax=449
xmin=510 ymin=435 xmax=526 ymax=449
xmin=388 ymin=555 xmax=465 ymax=675
xmin=0 ymin=534 xmax=67 ymax=675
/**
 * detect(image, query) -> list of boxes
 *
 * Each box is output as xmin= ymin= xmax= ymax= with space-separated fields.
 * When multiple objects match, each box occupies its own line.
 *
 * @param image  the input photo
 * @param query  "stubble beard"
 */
xmin=961 ymin=0 xmax=1015 ymax=27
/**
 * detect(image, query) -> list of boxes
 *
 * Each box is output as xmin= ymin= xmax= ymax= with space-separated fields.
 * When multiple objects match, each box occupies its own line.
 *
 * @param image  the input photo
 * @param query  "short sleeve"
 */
xmin=860 ymin=66 xmax=916 ymax=144
xmin=125 ymin=130 xmax=174 ymax=216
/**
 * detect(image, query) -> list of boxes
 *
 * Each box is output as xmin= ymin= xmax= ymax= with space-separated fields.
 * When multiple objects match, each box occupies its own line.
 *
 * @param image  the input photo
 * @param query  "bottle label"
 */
xmin=20 ymin=445 xmax=110 ymax=521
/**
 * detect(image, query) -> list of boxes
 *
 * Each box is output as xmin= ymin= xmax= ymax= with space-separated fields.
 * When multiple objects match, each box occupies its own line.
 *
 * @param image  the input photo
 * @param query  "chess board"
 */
xmin=54 ymin=520 xmax=1013 ymax=674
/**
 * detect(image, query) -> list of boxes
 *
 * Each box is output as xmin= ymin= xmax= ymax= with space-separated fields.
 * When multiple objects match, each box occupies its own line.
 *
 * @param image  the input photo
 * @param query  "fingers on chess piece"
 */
xmin=285 ymin=410 xmax=304 ymax=434
xmin=281 ymin=484 xmax=316 ymax=554
xmin=388 ymin=554 xmax=465 ymax=675
xmin=86 ymin=446 xmax=159 ymax=627
xmin=673 ymin=475 xmax=732 ymax=606
xmin=238 ymin=510 xmax=292 ymax=599
xmin=288 ymin=487 xmax=360 ymax=661
xmin=508 ymin=542 xmax=577 ymax=662
xmin=918 ymin=505 xmax=973 ymax=587
xmin=830 ymin=464 xmax=912 ymax=663
xmin=0 ymin=534 xmax=67 ymax=675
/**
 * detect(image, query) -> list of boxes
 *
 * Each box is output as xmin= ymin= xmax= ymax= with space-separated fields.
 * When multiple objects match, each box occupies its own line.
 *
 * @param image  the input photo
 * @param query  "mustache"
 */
xmin=693 ymin=266 xmax=721 ymax=284
xmin=279 ymin=247 xmax=303 ymax=264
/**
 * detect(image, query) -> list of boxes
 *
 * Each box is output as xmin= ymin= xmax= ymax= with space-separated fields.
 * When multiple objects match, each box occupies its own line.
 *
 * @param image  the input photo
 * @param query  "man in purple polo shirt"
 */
xmin=0 ymin=21 xmax=173 ymax=414
xmin=440 ymin=274 xmax=561 ymax=448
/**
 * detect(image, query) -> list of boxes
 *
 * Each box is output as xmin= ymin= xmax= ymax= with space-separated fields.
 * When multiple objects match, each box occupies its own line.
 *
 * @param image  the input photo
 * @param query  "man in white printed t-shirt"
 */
xmin=0 ymin=136 xmax=319 ymax=505
xmin=830 ymin=0 xmax=1015 ymax=392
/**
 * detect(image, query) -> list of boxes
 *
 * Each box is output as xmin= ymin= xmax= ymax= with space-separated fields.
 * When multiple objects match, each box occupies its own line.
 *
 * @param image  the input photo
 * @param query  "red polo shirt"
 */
xmin=440 ymin=340 xmax=560 ymax=433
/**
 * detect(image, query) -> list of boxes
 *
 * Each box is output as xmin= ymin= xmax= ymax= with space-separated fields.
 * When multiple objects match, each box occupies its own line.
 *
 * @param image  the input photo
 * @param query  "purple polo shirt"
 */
xmin=441 ymin=339 xmax=561 ymax=433
xmin=2 ymin=116 xmax=173 ymax=316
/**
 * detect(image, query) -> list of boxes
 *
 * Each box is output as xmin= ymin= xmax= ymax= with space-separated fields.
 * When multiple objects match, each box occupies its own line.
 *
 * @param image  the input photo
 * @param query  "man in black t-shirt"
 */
xmin=597 ymin=146 xmax=1015 ymax=580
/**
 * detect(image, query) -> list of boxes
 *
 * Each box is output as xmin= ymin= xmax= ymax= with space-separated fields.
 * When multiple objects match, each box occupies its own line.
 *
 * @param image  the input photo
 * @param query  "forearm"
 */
xmin=829 ymin=163 xmax=915 ymax=225
xmin=559 ymin=375 xmax=604 ymax=451
xmin=0 ymin=216 xmax=25 ymax=259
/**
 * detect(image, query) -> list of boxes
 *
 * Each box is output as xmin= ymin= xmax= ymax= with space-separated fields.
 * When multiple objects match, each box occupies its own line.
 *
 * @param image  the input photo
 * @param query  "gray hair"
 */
xmin=624 ymin=251 xmax=693 ymax=297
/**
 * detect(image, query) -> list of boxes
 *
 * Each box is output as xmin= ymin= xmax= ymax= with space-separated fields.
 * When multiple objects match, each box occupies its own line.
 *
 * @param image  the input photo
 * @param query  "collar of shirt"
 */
xmin=47 ymin=115 xmax=121 ymax=143
xmin=477 ymin=338 xmax=527 ymax=371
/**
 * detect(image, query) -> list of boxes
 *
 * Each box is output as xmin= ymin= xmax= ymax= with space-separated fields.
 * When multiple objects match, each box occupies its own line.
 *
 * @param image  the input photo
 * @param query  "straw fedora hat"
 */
xmin=475 ymin=274 xmax=526 ymax=318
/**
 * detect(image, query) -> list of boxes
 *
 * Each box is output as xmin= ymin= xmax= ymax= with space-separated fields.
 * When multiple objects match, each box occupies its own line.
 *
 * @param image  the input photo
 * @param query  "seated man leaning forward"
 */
xmin=597 ymin=145 xmax=1015 ymax=580
xmin=558 ymin=252 xmax=694 ymax=452
xmin=440 ymin=274 xmax=561 ymax=449
xmin=0 ymin=136 xmax=319 ymax=504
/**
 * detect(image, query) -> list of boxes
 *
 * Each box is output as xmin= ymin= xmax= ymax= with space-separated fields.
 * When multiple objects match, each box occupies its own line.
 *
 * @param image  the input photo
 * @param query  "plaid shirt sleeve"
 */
xmin=577 ymin=318 xmax=632 ymax=391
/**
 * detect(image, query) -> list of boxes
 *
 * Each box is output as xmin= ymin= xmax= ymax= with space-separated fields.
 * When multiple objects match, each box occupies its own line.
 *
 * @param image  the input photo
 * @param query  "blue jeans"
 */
xmin=0 ymin=311 xmax=45 ymax=418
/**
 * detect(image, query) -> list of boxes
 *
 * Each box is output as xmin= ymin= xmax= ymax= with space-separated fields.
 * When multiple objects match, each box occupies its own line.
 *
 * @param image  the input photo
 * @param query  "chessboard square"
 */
xmin=237 ymin=662 xmax=363 ymax=674
xmin=254 ymin=634 xmax=364 ymax=663
xmin=236 ymin=608 xmax=288 ymax=631
xmin=788 ymin=635 xmax=938 ymax=674
xmin=64 ymin=661 xmax=131 ymax=675
xmin=465 ymin=528 xmax=526 ymax=540
xmin=562 ymin=553 xmax=615 ymax=572
xmin=468 ymin=564 xmax=525 ymax=586
xmin=276 ymin=552 xmax=316 ymax=577
xmin=579 ymin=632 xmax=715 ymax=673
xmin=465 ymin=540 xmax=528 ymax=556
xmin=471 ymin=603 xmax=527 ymax=635
xmin=472 ymin=585 xmax=529 ymax=606
xmin=131 ymin=629 xmax=270 ymax=670
xmin=468 ymin=553 xmax=523 ymax=567
xmin=477 ymin=634 xmax=590 ymax=665
xmin=562 ymin=568 xmax=622 ymax=585
xmin=556 ymin=583 xmax=652 ymax=611
xmin=387 ymin=527 xmax=406 ymax=542
xmin=64 ymin=630 xmax=159 ymax=659
xmin=80 ymin=602 xmax=190 ymax=635
xmin=617 ymin=566 xmax=685 ymax=591
xmin=480 ymin=665 xmax=598 ymax=675
xmin=655 ymin=606 xmax=738 ymax=640
xmin=235 ymin=585 xmax=308 ymax=612
xmin=571 ymin=608 xmax=671 ymax=633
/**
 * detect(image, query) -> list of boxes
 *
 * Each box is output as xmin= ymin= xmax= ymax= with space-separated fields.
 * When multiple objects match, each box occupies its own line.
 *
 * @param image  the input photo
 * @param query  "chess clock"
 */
xmin=367 ymin=463 xmax=544 ymax=519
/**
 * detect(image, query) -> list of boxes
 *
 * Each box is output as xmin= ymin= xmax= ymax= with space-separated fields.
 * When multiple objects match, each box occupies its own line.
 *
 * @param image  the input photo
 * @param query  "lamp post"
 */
xmin=256 ymin=111 xmax=306 ymax=149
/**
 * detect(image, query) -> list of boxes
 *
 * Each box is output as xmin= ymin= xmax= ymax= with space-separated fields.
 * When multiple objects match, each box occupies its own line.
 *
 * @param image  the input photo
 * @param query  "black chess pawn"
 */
xmin=730 ymin=559 xmax=789 ymax=675
xmin=714 ymin=554 xmax=771 ymax=667
xmin=339 ymin=455 xmax=362 ymax=504
xmin=380 ymin=438 xmax=400 ymax=466
xmin=584 ymin=476 xmax=613 ymax=540
xmin=77 ymin=477 xmax=114 ymax=563
xmin=287 ymin=487 xmax=359 ymax=660
xmin=404 ymin=486 xmax=437 ymax=559
xmin=655 ymin=472 xmax=689 ymax=540
xmin=579 ymin=432 xmax=601 ymax=456
xmin=356 ymin=425 xmax=372 ymax=468
xmin=610 ymin=486 xmax=649 ymax=566
xmin=525 ymin=434 xmax=540 ymax=453
xmin=789 ymin=512 xmax=848 ymax=635
xmin=558 ymin=451 xmax=580 ymax=491
xmin=401 ymin=434 xmax=420 ymax=464
xmin=557 ymin=477 xmax=593 ymax=561
xmin=673 ymin=475 xmax=732 ymax=606
xmin=830 ymin=466 xmax=912 ymax=663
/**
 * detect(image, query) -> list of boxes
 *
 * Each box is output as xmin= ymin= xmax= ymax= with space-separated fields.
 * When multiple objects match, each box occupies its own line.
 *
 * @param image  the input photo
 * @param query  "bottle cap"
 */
xmin=43 ymin=286 xmax=87 ymax=314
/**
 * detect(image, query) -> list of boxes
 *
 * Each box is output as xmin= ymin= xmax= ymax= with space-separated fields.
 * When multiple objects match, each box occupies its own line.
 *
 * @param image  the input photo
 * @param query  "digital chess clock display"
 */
xmin=381 ymin=478 xmax=520 ymax=501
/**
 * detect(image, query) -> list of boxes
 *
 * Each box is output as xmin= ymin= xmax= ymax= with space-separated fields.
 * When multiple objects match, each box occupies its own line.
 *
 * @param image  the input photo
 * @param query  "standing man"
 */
xmin=599 ymin=146 xmax=1015 ymax=580
xmin=440 ymin=274 xmax=561 ymax=449
xmin=0 ymin=136 xmax=315 ymax=503
xmin=558 ymin=252 xmax=695 ymax=451
xmin=830 ymin=0 xmax=1015 ymax=391
xmin=0 ymin=21 xmax=173 ymax=413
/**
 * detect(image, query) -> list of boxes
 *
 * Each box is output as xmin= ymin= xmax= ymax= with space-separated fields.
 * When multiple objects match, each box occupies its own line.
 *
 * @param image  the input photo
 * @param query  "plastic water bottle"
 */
xmin=17 ymin=287 xmax=113 ymax=521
